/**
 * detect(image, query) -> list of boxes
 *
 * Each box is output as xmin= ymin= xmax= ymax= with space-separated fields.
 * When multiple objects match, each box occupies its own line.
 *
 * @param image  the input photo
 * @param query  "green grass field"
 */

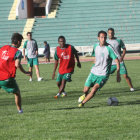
xmin=0 ymin=60 xmax=140 ymax=140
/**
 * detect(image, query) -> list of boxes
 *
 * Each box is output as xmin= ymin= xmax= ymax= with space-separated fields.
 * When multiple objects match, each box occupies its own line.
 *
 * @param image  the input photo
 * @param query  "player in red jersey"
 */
xmin=52 ymin=36 xmax=81 ymax=98
xmin=0 ymin=33 xmax=31 ymax=113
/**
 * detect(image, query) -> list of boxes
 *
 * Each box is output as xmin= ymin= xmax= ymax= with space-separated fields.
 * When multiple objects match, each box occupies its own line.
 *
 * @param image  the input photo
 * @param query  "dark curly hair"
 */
xmin=11 ymin=33 xmax=23 ymax=45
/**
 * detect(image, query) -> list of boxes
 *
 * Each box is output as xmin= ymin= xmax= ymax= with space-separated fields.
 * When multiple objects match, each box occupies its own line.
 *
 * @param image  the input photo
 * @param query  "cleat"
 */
xmin=18 ymin=109 xmax=23 ymax=114
xmin=54 ymin=96 xmax=58 ymax=99
xmin=130 ymin=88 xmax=135 ymax=92
xmin=78 ymin=103 xmax=84 ymax=108
xmin=78 ymin=94 xmax=86 ymax=103
xmin=61 ymin=92 xmax=67 ymax=97
xmin=38 ymin=77 xmax=43 ymax=81
xmin=29 ymin=78 xmax=32 ymax=82
xmin=54 ymin=93 xmax=60 ymax=99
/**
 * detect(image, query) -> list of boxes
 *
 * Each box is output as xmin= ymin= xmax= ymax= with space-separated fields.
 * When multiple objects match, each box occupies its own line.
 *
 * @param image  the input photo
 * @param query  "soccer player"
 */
xmin=107 ymin=28 xmax=134 ymax=91
xmin=52 ymin=36 xmax=81 ymax=98
xmin=78 ymin=31 xmax=121 ymax=107
xmin=0 ymin=33 xmax=31 ymax=113
xmin=23 ymin=32 xmax=42 ymax=82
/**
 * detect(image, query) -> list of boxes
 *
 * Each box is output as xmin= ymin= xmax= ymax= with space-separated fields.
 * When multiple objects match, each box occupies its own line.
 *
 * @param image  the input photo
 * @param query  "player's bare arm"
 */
xmin=74 ymin=52 xmax=81 ymax=68
xmin=120 ymin=48 xmax=126 ymax=62
xmin=15 ymin=59 xmax=31 ymax=76
xmin=36 ymin=50 xmax=38 ymax=56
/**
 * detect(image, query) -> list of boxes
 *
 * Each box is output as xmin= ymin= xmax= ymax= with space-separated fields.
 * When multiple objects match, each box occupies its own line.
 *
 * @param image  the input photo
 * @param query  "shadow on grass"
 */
xmin=49 ymin=99 xmax=140 ymax=111
xmin=0 ymin=89 xmax=139 ymax=109
xmin=0 ymin=94 xmax=55 ymax=107
xmin=0 ymin=90 xmax=82 ymax=106
xmin=99 ymin=87 xmax=140 ymax=95
xmin=119 ymin=100 xmax=140 ymax=106
xmin=48 ymin=105 xmax=103 ymax=110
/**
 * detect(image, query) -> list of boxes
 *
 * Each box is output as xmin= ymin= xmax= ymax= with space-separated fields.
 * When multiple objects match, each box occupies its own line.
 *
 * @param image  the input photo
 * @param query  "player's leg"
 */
xmin=78 ymin=72 xmax=93 ymax=104
xmin=78 ymin=74 xmax=108 ymax=107
xmin=123 ymin=74 xmax=134 ymax=91
xmin=33 ymin=58 xmax=42 ymax=81
xmin=57 ymin=81 xmax=61 ymax=88
xmin=82 ymin=83 xmax=100 ymax=104
xmin=83 ymin=86 xmax=90 ymax=95
xmin=61 ymin=73 xmax=72 ymax=97
xmin=34 ymin=65 xmax=41 ymax=80
xmin=58 ymin=79 xmax=67 ymax=96
xmin=78 ymin=86 xmax=90 ymax=104
xmin=14 ymin=90 xmax=23 ymax=113
xmin=57 ymin=81 xmax=65 ymax=92
xmin=29 ymin=66 xmax=33 ymax=81
xmin=54 ymin=73 xmax=63 ymax=98
xmin=27 ymin=58 xmax=33 ymax=81
xmin=11 ymin=79 xmax=23 ymax=113
xmin=120 ymin=63 xmax=134 ymax=91
xmin=0 ymin=78 xmax=23 ymax=113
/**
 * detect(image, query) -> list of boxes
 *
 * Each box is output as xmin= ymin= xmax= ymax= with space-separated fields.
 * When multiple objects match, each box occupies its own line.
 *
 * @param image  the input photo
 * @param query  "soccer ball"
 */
xmin=107 ymin=97 xmax=119 ymax=106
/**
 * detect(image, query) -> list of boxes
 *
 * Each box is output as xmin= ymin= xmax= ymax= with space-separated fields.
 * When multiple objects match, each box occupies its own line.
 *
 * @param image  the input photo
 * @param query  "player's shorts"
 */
xmin=0 ymin=78 xmax=19 ymax=93
xmin=27 ymin=57 xmax=39 ymax=67
xmin=84 ymin=72 xmax=108 ymax=89
xmin=110 ymin=63 xmax=127 ymax=75
xmin=56 ymin=73 xmax=72 ymax=82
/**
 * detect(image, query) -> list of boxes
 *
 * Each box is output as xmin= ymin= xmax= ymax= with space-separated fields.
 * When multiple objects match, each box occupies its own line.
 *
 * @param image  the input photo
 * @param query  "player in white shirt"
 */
xmin=78 ymin=31 xmax=121 ymax=107
xmin=107 ymin=28 xmax=134 ymax=92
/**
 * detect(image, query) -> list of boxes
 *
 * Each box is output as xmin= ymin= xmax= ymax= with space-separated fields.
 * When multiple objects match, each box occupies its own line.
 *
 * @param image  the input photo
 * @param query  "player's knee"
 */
xmin=123 ymin=74 xmax=129 ymax=79
xmin=14 ymin=90 xmax=20 ymax=96
xmin=83 ymin=87 xmax=89 ymax=93
xmin=57 ymin=82 xmax=61 ymax=87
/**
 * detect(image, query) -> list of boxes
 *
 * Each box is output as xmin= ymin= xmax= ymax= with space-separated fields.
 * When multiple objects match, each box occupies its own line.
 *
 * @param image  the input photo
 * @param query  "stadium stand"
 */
xmin=0 ymin=0 xmax=26 ymax=47
xmin=8 ymin=0 xmax=18 ymax=20
xmin=47 ymin=0 xmax=60 ymax=18
xmin=0 ymin=0 xmax=140 ymax=54
xmin=32 ymin=0 xmax=140 ymax=54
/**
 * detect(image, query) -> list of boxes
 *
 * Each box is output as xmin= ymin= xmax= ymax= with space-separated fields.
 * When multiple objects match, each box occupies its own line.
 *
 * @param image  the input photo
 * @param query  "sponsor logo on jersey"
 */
xmin=61 ymin=52 xmax=69 ymax=59
xmin=1 ymin=51 xmax=9 ymax=60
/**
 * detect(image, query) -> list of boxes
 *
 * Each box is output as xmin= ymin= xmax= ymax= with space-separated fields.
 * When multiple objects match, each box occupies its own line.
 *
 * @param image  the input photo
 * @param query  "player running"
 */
xmin=52 ymin=36 xmax=81 ymax=98
xmin=107 ymin=28 xmax=134 ymax=92
xmin=78 ymin=31 xmax=121 ymax=107
xmin=0 ymin=33 xmax=31 ymax=113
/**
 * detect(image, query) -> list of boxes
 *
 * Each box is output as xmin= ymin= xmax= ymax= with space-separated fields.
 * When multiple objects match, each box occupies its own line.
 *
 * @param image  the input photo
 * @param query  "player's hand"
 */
xmin=52 ymin=73 xmax=55 ymax=80
xmin=116 ymin=73 xmax=121 ymax=82
xmin=77 ymin=62 xmax=81 ymax=68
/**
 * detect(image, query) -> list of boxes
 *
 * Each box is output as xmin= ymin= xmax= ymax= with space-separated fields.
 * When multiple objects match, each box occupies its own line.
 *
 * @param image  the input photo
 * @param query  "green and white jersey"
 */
xmin=107 ymin=38 xmax=125 ymax=65
xmin=23 ymin=39 xmax=38 ymax=58
xmin=91 ymin=43 xmax=117 ymax=76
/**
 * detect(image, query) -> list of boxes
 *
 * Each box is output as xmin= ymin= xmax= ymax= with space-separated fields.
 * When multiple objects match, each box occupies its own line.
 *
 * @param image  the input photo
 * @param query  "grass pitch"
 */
xmin=0 ymin=60 xmax=140 ymax=140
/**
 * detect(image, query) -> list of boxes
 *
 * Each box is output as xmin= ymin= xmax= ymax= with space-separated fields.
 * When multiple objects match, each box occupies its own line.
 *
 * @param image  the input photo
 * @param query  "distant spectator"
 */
xmin=43 ymin=41 xmax=50 ymax=63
